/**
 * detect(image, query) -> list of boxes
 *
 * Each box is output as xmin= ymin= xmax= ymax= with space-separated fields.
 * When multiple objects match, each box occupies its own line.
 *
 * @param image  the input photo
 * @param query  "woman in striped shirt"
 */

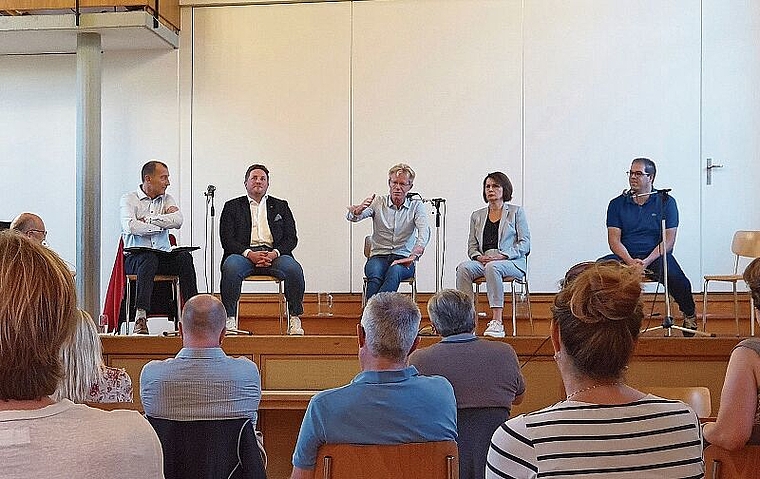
xmin=486 ymin=261 xmax=703 ymax=479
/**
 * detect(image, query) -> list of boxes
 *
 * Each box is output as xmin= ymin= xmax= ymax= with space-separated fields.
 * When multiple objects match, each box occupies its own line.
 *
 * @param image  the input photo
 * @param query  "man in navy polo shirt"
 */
xmin=600 ymin=157 xmax=698 ymax=336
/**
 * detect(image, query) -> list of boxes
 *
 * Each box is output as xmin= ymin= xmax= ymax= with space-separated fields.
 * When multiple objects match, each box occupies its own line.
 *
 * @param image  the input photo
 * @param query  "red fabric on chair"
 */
xmin=102 ymin=238 xmax=126 ymax=333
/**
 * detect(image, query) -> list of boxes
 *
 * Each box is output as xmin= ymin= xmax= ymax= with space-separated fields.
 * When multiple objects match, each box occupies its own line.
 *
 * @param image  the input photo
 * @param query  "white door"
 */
xmin=701 ymin=1 xmax=760 ymax=288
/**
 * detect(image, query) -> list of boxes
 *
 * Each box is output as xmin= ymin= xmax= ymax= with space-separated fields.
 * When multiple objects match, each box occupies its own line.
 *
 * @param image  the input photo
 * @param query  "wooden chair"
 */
xmin=643 ymin=386 xmax=712 ymax=419
xmin=703 ymin=230 xmax=760 ymax=336
xmin=704 ymin=444 xmax=760 ymax=478
xmin=361 ymin=235 xmax=417 ymax=307
xmin=122 ymin=235 xmax=181 ymax=334
xmin=315 ymin=441 xmax=458 ymax=479
xmin=240 ymin=274 xmax=288 ymax=334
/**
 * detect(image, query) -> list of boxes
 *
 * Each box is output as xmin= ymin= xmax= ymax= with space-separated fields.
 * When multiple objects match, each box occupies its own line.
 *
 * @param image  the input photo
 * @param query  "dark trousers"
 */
xmin=124 ymin=250 xmax=198 ymax=312
xmin=598 ymin=253 xmax=696 ymax=317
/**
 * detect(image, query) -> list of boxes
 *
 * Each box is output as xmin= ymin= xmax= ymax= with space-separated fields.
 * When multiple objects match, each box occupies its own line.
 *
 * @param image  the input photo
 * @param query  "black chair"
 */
xmin=146 ymin=416 xmax=267 ymax=479
xmin=456 ymin=407 xmax=510 ymax=479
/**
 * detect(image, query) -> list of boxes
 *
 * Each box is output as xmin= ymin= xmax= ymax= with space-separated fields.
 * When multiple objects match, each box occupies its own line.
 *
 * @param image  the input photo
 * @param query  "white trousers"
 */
xmin=455 ymin=259 xmax=524 ymax=308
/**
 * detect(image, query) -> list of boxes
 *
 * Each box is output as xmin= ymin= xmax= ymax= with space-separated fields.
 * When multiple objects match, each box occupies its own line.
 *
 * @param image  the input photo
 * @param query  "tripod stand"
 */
xmin=640 ymin=189 xmax=712 ymax=337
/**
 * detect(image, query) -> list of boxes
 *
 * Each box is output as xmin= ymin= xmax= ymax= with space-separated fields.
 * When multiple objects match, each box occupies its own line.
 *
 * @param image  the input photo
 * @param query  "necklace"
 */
xmin=565 ymin=382 xmax=622 ymax=401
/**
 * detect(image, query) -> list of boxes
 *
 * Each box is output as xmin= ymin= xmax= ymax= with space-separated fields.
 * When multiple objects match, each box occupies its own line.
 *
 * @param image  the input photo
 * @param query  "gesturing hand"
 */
xmin=348 ymin=194 xmax=376 ymax=216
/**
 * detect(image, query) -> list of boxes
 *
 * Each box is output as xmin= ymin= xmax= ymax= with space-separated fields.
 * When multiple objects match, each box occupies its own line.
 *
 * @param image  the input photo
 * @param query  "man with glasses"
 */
xmin=10 ymin=212 xmax=47 ymax=245
xmin=347 ymin=163 xmax=430 ymax=302
xmin=600 ymin=157 xmax=697 ymax=335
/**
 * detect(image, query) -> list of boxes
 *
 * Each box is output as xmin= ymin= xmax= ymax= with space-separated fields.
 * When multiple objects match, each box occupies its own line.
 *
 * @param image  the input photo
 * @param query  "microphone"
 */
xmin=204 ymin=184 xmax=216 ymax=198
xmin=656 ymin=188 xmax=672 ymax=193
xmin=622 ymin=189 xmax=633 ymax=197
xmin=406 ymin=192 xmax=422 ymax=200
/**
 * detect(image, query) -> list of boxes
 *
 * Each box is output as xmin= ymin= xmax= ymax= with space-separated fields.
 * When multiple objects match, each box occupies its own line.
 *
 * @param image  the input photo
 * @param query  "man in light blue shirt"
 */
xmin=120 ymin=160 xmax=198 ymax=334
xmin=140 ymin=294 xmax=261 ymax=424
xmin=290 ymin=292 xmax=457 ymax=479
xmin=347 ymin=164 xmax=430 ymax=301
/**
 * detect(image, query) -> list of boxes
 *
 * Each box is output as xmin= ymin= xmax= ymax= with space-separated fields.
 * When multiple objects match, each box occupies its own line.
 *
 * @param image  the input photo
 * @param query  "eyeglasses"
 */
xmin=28 ymin=229 xmax=47 ymax=238
xmin=389 ymin=180 xmax=411 ymax=188
xmin=626 ymin=170 xmax=651 ymax=178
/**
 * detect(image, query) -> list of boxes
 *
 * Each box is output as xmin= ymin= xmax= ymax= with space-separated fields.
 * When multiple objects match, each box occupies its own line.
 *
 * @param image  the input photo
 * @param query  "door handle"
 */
xmin=706 ymin=158 xmax=723 ymax=185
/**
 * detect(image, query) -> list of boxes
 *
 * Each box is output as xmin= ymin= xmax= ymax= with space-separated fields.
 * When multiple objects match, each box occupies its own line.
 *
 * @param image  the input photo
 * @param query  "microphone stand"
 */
xmin=639 ymin=189 xmax=712 ymax=337
xmin=430 ymin=198 xmax=446 ymax=292
xmin=204 ymin=187 xmax=216 ymax=294
xmin=204 ymin=186 xmax=251 ymax=336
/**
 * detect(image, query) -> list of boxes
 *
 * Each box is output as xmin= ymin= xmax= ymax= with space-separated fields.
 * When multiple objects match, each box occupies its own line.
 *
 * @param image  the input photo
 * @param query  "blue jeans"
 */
xmin=220 ymin=254 xmax=305 ymax=317
xmin=598 ymin=253 xmax=695 ymax=317
xmin=364 ymin=254 xmax=415 ymax=302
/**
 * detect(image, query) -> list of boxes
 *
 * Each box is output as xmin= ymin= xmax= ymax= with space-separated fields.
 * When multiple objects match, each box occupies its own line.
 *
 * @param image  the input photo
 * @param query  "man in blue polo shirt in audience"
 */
xmin=600 ymin=157 xmax=698 ymax=335
xmin=289 ymin=292 xmax=457 ymax=479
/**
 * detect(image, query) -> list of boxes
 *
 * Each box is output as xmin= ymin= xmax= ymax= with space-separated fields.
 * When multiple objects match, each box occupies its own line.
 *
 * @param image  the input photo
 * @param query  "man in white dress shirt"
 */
xmin=120 ymin=160 xmax=198 ymax=334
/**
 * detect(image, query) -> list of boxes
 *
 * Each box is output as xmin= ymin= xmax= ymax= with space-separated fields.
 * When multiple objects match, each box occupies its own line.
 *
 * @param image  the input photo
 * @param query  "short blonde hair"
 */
xmin=388 ymin=163 xmax=415 ymax=183
xmin=0 ymin=231 xmax=77 ymax=400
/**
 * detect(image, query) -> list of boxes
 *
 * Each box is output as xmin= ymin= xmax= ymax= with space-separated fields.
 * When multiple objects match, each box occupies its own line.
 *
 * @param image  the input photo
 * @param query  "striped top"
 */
xmin=486 ymin=395 xmax=703 ymax=479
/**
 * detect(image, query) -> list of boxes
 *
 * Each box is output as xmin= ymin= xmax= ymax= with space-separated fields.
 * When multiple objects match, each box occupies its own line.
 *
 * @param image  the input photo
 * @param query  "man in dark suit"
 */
xmin=220 ymin=164 xmax=305 ymax=335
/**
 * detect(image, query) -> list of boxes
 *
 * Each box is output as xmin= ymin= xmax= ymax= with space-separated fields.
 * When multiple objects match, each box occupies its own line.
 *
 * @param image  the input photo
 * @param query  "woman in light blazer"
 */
xmin=456 ymin=172 xmax=530 ymax=338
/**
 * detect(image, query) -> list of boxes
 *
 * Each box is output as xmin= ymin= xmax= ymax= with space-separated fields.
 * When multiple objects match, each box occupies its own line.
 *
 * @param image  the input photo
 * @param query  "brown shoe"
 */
xmin=133 ymin=317 xmax=149 ymax=335
xmin=682 ymin=314 xmax=697 ymax=337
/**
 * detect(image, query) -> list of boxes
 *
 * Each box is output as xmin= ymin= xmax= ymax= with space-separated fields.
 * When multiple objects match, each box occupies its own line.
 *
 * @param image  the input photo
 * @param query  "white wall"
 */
xmin=0 ymin=48 xmax=180 ymax=301
xmin=2 ymin=0 xmax=759 ymax=310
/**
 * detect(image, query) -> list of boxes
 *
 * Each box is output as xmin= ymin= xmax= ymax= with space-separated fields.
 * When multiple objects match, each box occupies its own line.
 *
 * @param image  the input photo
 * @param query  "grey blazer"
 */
xmin=467 ymin=204 xmax=530 ymax=274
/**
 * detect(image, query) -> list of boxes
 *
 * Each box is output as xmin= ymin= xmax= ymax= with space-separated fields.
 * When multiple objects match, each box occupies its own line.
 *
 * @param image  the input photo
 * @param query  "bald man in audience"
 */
xmin=290 ymin=292 xmax=457 ymax=479
xmin=10 ymin=212 xmax=47 ymax=245
xmin=11 ymin=212 xmax=76 ymax=275
xmin=140 ymin=294 xmax=261 ymax=424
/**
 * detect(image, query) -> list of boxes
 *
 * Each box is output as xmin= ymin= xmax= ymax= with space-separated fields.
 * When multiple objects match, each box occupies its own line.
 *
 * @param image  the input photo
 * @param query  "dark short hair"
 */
xmin=141 ymin=160 xmax=168 ymax=182
xmin=245 ymin=164 xmax=269 ymax=182
xmin=551 ymin=262 xmax=643 ymax=381
xmin=482 ymin=172 xmax=513 ymax=203
xmin=632 ymin=157 xmax=656 ymax=182
xmin=427 ymin=290 xmax=475 ymax=337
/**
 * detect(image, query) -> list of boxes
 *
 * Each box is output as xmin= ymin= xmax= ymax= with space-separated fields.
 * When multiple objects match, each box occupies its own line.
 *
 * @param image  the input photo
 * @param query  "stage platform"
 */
xmin=103 ymin=326 xmax=742 ymax=479
xmin=233 ymin=291 xmax=759 ymax=337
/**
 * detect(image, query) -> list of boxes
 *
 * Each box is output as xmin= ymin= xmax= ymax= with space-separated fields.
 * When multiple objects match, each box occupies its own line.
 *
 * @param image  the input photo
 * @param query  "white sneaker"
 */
xmin=483 ymin=320 xmax=505 ymax=338
xmin=288 ymin=316 xmax=304 ymax=336
xmin=226 ymin=317 xmax=237 ymax=331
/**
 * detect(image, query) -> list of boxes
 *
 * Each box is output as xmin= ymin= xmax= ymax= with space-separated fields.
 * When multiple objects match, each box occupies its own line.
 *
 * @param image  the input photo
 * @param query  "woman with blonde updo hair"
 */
xmin=486 ymin=262 xmax=703 ymax=478
xmin=703 ymin=257 xmax=760 ymax=450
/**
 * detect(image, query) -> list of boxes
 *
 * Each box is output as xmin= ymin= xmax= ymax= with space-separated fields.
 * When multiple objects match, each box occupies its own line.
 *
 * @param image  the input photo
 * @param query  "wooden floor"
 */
xmin=103 ymin=291 xmax=755 ymax=479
